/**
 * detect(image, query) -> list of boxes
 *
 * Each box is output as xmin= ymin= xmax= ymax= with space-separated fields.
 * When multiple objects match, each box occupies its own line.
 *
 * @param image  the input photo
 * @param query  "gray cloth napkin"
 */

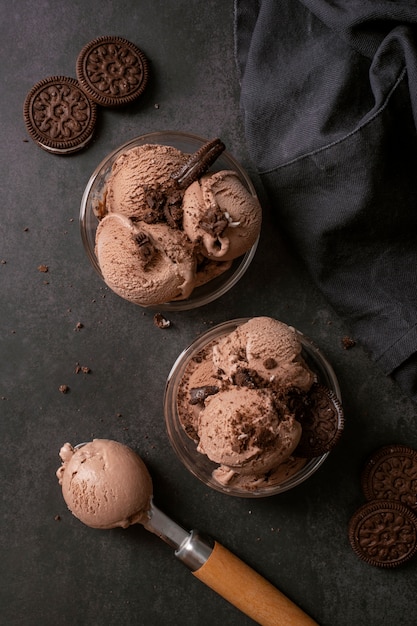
xmin=234 ymin=0 xmax=417 ymax=402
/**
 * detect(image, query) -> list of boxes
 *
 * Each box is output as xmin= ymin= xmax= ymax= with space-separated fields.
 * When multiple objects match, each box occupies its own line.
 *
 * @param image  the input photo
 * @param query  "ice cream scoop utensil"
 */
xmin=65 ymin=443 xmax=317 ymax=626
xmin=145 ymin=500 xmax=317 ymax=625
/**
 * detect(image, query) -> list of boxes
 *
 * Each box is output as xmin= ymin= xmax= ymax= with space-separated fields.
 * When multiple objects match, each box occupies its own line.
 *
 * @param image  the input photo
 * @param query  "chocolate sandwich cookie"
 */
xmin=293 ymin=384 xmax=344 ymax=458
xmin=348 ymin=500 xmax=417 ymax=568
xmin=76 ymin=36 xmax=149 ymax=106
xmin=361 ymin=444 xmax=417 ymax=511
xmin=171 ymin=138 xmax=226 ymax=188
xmin=23 ymin=76 xmax=97 ymax=154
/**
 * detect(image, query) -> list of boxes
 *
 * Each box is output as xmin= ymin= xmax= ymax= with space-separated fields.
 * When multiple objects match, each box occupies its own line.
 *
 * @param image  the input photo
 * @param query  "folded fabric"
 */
xmin=234 ymin=0 xmax=417 ymax=402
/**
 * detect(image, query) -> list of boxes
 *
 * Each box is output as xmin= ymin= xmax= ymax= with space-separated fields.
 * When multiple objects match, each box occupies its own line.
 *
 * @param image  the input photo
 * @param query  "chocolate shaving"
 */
xmin=171 ymin=138 xmax=225 ymax=189
xmin=189 ymin=385 xmax=219 ymax=405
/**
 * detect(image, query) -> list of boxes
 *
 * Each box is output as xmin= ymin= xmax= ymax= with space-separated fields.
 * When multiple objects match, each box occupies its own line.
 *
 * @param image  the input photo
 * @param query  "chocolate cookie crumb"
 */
xmin=153 ymin=313 xmax=171 ymax=329
xmin=189 ymin=385 xmax=219 ymax=405
xmin=342 ymin=336 xmax=356 ymax=350
xmin=232 ymin=367 xmax=264 ymax=389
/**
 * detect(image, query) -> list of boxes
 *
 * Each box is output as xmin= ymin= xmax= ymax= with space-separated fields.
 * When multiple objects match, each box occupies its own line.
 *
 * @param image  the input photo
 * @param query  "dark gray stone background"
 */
xmin=1 ymin=1 xmax=416 ymax=625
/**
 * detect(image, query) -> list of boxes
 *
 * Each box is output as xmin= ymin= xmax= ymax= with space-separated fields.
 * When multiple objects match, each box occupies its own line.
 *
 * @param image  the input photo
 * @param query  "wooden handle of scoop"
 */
xmin=192 ymin=541 xmax=318 ymax=626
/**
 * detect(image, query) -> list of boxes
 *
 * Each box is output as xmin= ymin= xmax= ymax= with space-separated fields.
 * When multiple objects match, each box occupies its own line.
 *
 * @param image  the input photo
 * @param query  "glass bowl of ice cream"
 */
xmin=164 ymin=316 xmax=344 ymax=498
xmin=80 ymin=131 xmax=261 ymax=311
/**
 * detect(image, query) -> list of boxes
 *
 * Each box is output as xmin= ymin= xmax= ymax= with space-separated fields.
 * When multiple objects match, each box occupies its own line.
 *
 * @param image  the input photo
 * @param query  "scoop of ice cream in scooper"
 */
xmin=56 ymin=439 xmax=317 ymax=626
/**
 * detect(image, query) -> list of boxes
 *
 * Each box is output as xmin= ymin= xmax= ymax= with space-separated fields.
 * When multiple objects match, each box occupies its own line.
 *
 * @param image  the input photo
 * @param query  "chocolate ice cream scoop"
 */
xmin=182 ymin=170 xmax=262 ymax=261
xmin=95 ymin=214 xmax=196 ymax=305
xmin=213 ymin=317 xmax=315 ymax=392
xmin=57 ymin=439 xmax=317 ymax=626
xmin=56 ymin=440 xmax=152 ymax=528
xmin=197 ymin=388 xmax=302 ymax=475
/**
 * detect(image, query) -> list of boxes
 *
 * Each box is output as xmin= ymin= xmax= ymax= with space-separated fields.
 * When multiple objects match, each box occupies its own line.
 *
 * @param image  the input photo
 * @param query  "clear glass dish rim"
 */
xmin=164 ymin=317 xmax=342 ymax=498
xmin=79 ymin=131 xmax=259 ymax=311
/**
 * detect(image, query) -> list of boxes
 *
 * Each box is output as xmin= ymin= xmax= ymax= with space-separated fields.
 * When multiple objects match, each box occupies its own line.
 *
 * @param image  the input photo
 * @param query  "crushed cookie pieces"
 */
xmin=153 ymin=313 xmax=171 ymax=329
xmin=189 ymin=385 xmax=219 ymax=405
xmin=342 ymin=336 xmax=356 ymax=350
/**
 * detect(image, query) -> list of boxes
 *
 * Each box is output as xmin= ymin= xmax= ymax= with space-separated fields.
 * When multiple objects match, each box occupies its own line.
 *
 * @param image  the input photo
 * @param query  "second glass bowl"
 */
xmin=80 ymin=131 xmax=260 ymax=311
xmin=164 ymin=318 xmax=343 ymax=498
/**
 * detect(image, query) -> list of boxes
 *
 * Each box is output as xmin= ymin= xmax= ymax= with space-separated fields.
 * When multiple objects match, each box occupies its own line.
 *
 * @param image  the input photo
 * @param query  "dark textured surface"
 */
xmin=1 ymin=2 xmax=416 ymax=625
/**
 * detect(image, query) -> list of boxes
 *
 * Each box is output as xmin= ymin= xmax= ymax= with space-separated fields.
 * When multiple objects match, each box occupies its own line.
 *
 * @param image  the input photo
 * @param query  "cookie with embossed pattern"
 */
xmin=76 ymin=36 xmax=149 ymax=106
xmin=348 ymin=500 xmax=417 ymax=568
xmin=23 ymin=76 xmax=97 ymax=154
xmin=361 ymin=444 xmax=417 ymax=512
xmin=293 ymin=383 xmax=344 ymax=458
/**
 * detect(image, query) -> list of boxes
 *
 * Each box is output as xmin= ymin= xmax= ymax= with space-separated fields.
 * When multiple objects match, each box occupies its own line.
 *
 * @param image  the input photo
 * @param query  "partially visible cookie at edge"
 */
xmin=348 ymin=500 xmax=417 ymax=568
xmin=23 ymin=76 xmax=97 ymax=154
xmin=76 ymin=36 xmax=149 ymax=106
xmin=294 ymin=383 xmax=344 ymax=458
xmin=361 ymin=444 xmax=417 ymax=512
